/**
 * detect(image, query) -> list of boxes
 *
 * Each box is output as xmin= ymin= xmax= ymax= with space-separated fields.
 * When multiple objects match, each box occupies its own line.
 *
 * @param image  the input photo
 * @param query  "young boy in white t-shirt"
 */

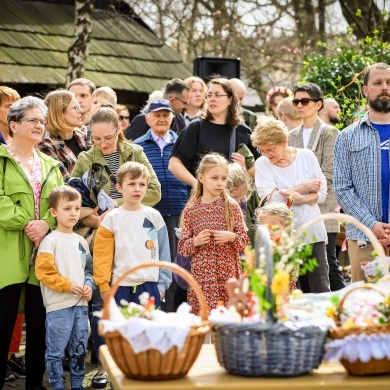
xmin=35 ymin=186 xmax=94 ymax=390
xmin=93 ymin=161 xmax=172 ymax=307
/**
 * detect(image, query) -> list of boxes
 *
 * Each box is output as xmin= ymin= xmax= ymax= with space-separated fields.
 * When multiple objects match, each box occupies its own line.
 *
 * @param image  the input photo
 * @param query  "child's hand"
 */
xmin=69 ymin=283 xmax=84 ymax=295
xmin=194 ymin=229 xmax=213 ymax=247
xmin=212 ymin=230 xmax=236 ymax=244
xmin=159 ymin=291 xmax=164 ymax=300
xmin=82 ymin=285 xmax=93 ymax=301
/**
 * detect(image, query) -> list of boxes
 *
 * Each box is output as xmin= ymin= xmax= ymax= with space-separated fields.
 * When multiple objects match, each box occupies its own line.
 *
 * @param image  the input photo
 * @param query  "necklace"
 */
xmin=274 ymin=147 xmax=294 ymax=167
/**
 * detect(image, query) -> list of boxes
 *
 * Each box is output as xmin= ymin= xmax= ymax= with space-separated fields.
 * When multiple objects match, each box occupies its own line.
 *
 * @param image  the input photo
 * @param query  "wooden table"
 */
xmin=100 ymin=344 xmax=390 ymax=390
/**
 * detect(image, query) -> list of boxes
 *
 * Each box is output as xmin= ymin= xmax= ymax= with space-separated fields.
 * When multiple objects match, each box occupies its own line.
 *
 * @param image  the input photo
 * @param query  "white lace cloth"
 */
xmin=324 ymin=333 xmax=390 ymax=363
xmin=99 ymin=300 xmax=201 ymax=354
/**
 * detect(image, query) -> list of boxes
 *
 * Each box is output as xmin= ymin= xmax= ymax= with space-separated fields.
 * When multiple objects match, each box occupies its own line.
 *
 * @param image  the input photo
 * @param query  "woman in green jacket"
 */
xmin=0 ymin=96 xmax=63 ymax=390
xmin=70 ymin=107 xmax=160 ymax=388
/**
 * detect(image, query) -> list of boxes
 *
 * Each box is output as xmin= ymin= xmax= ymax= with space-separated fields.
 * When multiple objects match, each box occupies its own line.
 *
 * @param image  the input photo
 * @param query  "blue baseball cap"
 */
xmin=147 ymin=99 xmax=174 ymax=113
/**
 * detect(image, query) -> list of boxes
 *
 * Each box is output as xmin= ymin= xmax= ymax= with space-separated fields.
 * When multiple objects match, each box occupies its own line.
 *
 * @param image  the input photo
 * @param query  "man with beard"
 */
xmin=289 ymin=83 xmax=345 ymax=292
xmin=319 ymin=98 xmax=342 ymax=125
xmin=334 ymin=62 xmax=390 ymax=282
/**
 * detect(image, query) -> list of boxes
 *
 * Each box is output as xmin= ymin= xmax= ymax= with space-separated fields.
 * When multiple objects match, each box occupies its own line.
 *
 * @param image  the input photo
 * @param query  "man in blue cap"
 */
xmin=133 ymin=99 xmax=189 ymax=311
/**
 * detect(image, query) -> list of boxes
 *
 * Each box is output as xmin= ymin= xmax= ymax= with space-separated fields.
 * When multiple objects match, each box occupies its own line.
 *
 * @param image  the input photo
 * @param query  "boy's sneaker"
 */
xmin=5 ymin=366 xmax=15 ymax=382
xmin=8 ymin=353 xmax=26 ymax=378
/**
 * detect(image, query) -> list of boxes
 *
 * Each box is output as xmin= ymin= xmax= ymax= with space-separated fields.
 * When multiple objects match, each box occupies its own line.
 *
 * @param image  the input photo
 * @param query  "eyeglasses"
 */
xmin=257 ymin=145 xmax=277 ymax=155
xmin=66 ymin=104 xmax=82 ymax=113
xmin=174 ymin=97 xmax=189 ymax=106
xmin=19 ymin=117 xmax=47 ymax=127
xmin=292 ymin=98 xmax=319 ymax=107
xmin=118 ymin=115 xmax=130 ymax=121
xmin=205 ymin=93 xmax=228 ymax=99
xmin=92 ymin=131 xmax=118 ymax=144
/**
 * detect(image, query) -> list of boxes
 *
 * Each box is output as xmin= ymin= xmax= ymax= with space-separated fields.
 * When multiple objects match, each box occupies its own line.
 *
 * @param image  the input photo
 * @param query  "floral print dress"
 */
xmin=178 ymin=197 xmax=250 ymax=315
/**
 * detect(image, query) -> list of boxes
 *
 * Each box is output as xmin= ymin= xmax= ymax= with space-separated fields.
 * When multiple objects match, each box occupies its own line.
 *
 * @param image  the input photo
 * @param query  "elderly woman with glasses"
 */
xmin=169 ymin=78 xmax=259 ymax=186
xmin=251 ymin=116 xmax=330 ymax=294
xmin=70 ymin=106 xmax=161 ymax=389
xmin=0 ymin=96 xmax=63 ymax=390
xmin=38 ymin=89 xmax=89 ymax=182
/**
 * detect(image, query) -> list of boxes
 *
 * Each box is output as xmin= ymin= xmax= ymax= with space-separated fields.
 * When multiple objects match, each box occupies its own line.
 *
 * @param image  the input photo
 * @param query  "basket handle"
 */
xmin=291 ymin=212 xmax=389 ymax=276
xmin=334 ymin=283 xmax=387 ymax=324
xmin=101 ymin=261 xmax=209 ymax=321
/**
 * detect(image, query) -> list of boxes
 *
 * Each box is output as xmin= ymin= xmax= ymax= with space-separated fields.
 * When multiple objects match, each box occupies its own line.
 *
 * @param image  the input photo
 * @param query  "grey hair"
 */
xmin=7 ymin=96 xmax=47 ymax=137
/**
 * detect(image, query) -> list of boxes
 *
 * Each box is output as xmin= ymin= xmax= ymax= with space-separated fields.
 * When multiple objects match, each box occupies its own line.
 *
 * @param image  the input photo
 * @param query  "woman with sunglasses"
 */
xmin=116 ymin=104 xmax=130 ymax=137
xmin=0 ymin=96 xmax=63 ymax=390
xmin=251 ymin=116 xmax=330 ymax=294
xmin=169 ymin=77 xmax=258 ymax=186
xmin=70 ymin=107 xmax=160 ymax=389
xmin=38 ymin=89 xmax=89 ymax=182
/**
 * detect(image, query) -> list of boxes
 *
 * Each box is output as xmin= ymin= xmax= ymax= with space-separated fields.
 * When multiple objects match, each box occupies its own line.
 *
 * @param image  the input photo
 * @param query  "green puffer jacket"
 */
xmin=71 ymin=141 xmax=161 ymax=207
xmin=0 ymin=146 xmax=63 ymax=289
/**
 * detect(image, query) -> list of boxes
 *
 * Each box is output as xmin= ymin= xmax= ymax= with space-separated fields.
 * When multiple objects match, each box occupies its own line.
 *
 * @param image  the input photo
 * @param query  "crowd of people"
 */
xmin=1 ymin=61 xmax=389 ymax=390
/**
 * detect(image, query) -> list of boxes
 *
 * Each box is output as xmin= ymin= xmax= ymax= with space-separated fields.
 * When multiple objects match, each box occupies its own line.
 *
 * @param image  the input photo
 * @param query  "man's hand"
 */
xmin=373 ymin=222 xmax=390 ymax=246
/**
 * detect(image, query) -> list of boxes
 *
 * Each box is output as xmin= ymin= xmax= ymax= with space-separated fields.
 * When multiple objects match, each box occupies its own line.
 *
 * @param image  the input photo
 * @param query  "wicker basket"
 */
xmin=329 ymin=283 xmax=390 ymax=375
xmin=213 ymin=224 xmax=329 ymax=377
xmin=100 ymin=261 xmax=210 ymax=380
xmin=299 ymin=212 xmax=390 ymax=376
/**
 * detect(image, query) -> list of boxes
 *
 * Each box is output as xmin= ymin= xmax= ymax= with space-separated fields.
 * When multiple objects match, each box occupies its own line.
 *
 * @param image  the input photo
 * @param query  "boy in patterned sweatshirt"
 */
xmin=93 ymin=161 xmax=171 ymax=308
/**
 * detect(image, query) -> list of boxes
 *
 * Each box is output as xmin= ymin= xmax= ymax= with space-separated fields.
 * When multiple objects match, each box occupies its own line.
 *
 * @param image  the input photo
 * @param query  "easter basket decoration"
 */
xmin=306 ymin=213 xmax=390 ymax=376
xmin=99 ymin=261 xmax=210 ymax=380
xmin=327 ymin=283 xmax=390 ymax=376
xmin=212 ymin=218 xmax=331 ymax=377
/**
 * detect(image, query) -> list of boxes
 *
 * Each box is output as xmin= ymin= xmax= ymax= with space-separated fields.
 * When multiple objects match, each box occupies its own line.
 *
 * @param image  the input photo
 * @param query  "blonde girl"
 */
xmin=177 ymin=153 xmax=250 ymax=314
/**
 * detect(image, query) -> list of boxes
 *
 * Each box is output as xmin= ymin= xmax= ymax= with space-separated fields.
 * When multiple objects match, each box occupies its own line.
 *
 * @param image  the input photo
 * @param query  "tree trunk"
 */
xmin=291 ymin=0 xmax=317 ymax=47
xmin=338 ymin=0 xmax=389 ymax=40
xmin=65 ymin=0 xmax=94 ymax=87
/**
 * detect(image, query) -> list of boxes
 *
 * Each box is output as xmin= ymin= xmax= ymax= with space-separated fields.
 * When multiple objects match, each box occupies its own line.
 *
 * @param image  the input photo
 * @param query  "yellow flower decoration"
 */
xmin=342 ymin=318 xmax=355 ymax=329
xmin=271 ymin=271 xmax=290 ymax=295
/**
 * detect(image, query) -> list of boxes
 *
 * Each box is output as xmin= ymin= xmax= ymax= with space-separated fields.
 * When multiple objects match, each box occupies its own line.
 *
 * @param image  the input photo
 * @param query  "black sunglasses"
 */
xmin=292 ymin=98 xmax=319 ymax=107
xmin=118 ymin=115 xmax=130 ymax=121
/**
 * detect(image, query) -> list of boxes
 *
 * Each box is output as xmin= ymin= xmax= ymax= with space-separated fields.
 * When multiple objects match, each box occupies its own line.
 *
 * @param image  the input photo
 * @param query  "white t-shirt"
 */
xmin=255 ymin=148 xmax=327 ymax=243
xmin=302 ymin=127 xmax=313 ymax=149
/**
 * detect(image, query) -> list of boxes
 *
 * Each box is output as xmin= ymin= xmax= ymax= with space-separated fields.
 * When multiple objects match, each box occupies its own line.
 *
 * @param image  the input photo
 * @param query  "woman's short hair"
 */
xmin=45 ymin=89 xmax=77 ymax=137
xmin=203 ymin=78 xmax=242 ymax=127
xmin=116 ymin=104 xmax=129 ymax=114
xmin=251 ymin=116 xmax=288 ymax=147
xmin=90 ymin=107 xmax=124 ymax=142
xmin=7 ymin=96 xmax=47 ymax=137
xmin=276 ymin=97 xmax=300 ymax=120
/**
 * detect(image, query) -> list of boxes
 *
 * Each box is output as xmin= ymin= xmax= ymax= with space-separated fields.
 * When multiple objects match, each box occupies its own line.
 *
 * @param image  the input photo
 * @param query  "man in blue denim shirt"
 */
xmin=334 ymin=62 xmax=390 ymax=282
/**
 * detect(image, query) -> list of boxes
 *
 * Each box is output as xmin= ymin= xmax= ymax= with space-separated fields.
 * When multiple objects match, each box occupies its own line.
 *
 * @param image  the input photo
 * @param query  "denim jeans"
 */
xmin=45 ymin=306 xmax=89 ymax=390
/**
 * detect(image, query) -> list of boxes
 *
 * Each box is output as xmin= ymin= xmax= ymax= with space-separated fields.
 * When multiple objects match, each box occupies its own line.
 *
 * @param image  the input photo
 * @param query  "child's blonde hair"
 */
xmin=227 ymin=162 xmax=253 ymax=199
xmin=92 ymin=86 xmax=117 ymax=107
xmin=256 ymin=202 xmax=293 ymax=231
xmin=183 ymin=153 xmax=235 ymax=231
xmin=116 ymin=161 xmax=150 ymax=186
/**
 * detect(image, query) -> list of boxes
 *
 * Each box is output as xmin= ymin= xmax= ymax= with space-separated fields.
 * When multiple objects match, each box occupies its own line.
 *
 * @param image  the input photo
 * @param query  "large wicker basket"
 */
xmin=329 ymin=283 xmax=390 ymax=375
xmin=213 ymin=224 xmax=329 ymax=377
xmin=299 ymin=213 xmax=390 ymax=376
xmin=99 ymin=261 xmax=210 ymax=380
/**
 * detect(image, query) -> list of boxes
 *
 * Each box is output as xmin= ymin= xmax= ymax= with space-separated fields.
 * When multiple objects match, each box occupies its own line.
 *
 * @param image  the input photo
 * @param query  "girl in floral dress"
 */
xmin=177 ymin=153 xmax=250 ymax=314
